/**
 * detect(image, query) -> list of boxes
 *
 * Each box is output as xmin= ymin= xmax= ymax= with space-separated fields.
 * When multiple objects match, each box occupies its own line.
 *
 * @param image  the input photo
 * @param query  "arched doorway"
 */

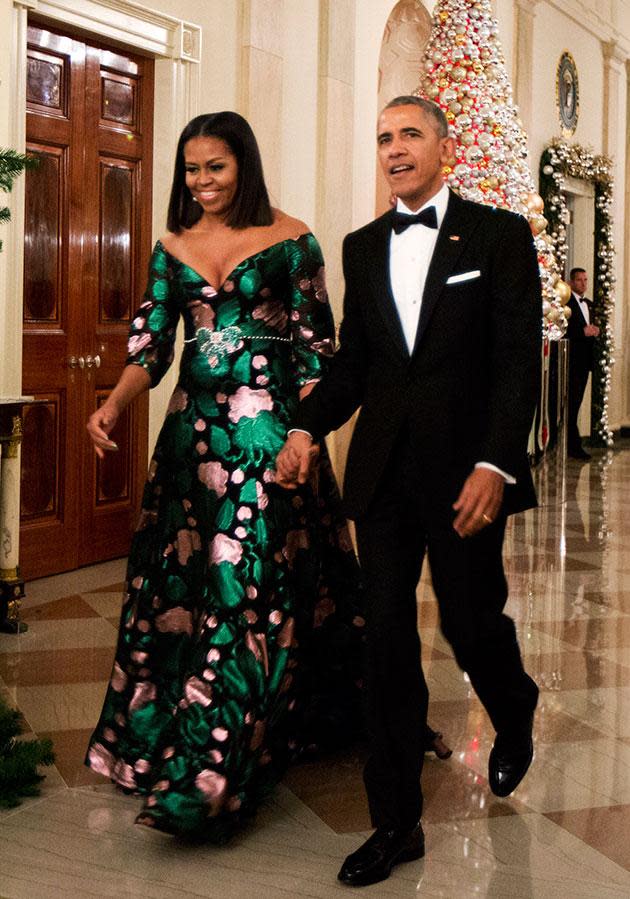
xmin=376 ymin=0 xmax=432 ymax=215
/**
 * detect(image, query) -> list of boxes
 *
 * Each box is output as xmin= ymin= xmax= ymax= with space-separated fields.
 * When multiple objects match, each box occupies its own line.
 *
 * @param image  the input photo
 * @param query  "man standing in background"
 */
xmin=566 ymin=267 xmax=599 ymax=460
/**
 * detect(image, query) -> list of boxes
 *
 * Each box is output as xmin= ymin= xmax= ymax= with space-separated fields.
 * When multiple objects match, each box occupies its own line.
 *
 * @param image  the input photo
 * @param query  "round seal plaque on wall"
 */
xmin=557 ymin=51 xmax=579 ymax=136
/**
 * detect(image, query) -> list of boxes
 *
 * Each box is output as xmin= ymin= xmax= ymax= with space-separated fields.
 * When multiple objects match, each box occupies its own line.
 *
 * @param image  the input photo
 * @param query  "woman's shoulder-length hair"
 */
xmin=167 ymin=111 xmax=273 ymax=232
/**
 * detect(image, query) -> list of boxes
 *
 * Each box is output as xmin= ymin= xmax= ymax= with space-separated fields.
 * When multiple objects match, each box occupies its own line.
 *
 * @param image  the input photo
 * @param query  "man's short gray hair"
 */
xmin=383 ymin=95 xmax=449 ymax=139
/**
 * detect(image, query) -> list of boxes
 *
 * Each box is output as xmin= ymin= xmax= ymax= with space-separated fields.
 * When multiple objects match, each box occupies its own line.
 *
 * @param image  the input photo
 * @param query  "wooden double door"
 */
xmin=21 ymin=22 xmax=154 ymax=579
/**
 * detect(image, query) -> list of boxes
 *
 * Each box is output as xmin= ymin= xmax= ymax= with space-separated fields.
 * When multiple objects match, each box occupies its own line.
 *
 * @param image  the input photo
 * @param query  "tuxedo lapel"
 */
xmin=412 ymin=191 xmax=473 ymax=354
xmin=368 ymin=211 xmax=409 ymax=357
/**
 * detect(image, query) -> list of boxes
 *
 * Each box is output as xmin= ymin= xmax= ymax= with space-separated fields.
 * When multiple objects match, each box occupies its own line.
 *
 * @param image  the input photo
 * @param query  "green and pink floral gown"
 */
xmin=86 ymin=234 xmax=365 ymax=840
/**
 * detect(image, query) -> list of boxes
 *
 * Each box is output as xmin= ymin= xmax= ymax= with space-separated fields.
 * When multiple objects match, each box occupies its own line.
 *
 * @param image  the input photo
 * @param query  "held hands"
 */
xmin=275 ymin=432 xmax=320 ymax=489
xmin=452 ymin=467 xmax=504 ymax=538
xmin=584 ymin=324 xmax=599 ymax=337
xmin=87 ymin=402 xmax=120 ymax=459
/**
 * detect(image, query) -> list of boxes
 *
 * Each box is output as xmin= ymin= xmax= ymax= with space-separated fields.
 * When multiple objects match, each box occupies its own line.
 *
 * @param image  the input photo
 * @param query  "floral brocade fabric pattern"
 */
xmin=86 ymin=234 xmax=365 ymax=840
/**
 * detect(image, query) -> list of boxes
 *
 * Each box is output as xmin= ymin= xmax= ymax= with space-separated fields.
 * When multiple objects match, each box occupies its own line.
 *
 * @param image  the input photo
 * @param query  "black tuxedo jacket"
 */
xmin=296 ymin=190 xmax=542 ymax=521
xmin=566 ymin=293 xmax=595 ymax=374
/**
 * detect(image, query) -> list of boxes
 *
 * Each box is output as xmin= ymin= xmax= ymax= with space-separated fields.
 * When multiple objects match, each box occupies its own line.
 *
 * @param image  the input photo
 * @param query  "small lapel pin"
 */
xmin=449 ymin=235 xmax=460 ymax=241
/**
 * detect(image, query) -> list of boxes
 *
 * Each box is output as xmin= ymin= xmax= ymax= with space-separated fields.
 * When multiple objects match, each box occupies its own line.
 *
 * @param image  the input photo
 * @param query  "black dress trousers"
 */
xmin=355 ymin=432 xmax=538 ymax=830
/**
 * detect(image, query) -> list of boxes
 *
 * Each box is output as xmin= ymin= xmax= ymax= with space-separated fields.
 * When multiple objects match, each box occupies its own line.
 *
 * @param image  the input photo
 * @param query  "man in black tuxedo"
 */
xmin=566 ymin=267 xmax=599 ymax=459
xmin=277 ymin=97 xmax=541 ymax=887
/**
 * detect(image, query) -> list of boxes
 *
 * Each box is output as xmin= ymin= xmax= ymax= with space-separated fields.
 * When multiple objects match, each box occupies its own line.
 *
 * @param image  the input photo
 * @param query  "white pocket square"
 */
xmin=446 ymin=270 xmax=481 ymax=285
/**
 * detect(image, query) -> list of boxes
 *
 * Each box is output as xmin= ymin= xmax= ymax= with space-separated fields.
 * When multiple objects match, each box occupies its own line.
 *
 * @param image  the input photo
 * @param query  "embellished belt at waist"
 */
xmin=184 ymin=325 xmax=292 ymax=360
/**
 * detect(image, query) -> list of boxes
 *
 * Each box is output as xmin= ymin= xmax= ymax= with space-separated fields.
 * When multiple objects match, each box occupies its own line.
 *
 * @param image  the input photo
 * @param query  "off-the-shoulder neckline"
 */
xmin=155 ymin=233 xmax=313 ymax=292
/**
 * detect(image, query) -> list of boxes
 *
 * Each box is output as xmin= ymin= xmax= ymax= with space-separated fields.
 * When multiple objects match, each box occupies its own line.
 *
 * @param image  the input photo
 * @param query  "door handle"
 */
xmin=85 ymin=354 xmax=101 ymax=368
xmin=68 ymin=355 xmax=85 ymax=369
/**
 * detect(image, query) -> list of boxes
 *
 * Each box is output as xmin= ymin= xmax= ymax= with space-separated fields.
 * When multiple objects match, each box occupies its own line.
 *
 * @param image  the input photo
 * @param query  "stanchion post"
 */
xmin=0 ymin=402 xmax=30 ymax=633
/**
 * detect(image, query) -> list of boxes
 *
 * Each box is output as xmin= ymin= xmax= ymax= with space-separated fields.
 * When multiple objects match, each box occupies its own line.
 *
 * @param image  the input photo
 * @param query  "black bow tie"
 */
xmin=392 ymin=207 xmax=438 ymax=234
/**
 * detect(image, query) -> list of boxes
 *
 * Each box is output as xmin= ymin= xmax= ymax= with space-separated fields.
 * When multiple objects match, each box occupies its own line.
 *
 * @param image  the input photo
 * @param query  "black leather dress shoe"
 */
xmin=489 ymin=717 xmax=534 ymax=797
xmin=338 ymin=822 xmax=425 ymax=887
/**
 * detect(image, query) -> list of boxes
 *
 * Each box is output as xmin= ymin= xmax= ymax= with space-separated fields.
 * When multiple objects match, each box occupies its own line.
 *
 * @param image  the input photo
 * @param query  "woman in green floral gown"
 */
xmin=85 ymin=112 xmax=365 ymax=840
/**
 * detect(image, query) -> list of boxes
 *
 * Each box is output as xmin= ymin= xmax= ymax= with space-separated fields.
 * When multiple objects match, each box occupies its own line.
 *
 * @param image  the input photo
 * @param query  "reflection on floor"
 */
xmin=2 ymin=446 xmax=630 ymax=897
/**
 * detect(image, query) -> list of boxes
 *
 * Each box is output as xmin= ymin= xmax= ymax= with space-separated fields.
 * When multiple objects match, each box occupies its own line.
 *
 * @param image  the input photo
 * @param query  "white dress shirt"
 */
xmin=572 ymin=292 xmax=590 ymax=325
xmin=389 ymin=183 xmax=449 ymax=353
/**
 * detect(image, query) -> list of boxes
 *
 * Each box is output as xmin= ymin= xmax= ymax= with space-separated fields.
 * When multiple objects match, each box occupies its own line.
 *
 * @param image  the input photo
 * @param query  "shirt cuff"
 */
xmin=475 ymin=461 xmax=516 ymax=485
xmin=287 ymin=428 xmax=314 ymax=440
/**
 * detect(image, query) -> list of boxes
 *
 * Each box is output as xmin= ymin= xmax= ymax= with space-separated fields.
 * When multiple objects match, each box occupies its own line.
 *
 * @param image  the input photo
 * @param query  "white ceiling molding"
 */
xmin=543 ymin=0 xmax=629 ymax=58
xmin=14 ymin=0 xmax=201 ymax=62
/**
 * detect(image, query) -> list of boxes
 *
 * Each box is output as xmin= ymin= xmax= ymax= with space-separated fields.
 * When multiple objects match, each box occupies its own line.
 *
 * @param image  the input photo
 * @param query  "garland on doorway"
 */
xmin=539 ymin=140 xmax=615 ymax=447
xmin=0 ymin=694 xmax=55 ymax=808
xmin=0 ymin=148 xmax=38 ymax=252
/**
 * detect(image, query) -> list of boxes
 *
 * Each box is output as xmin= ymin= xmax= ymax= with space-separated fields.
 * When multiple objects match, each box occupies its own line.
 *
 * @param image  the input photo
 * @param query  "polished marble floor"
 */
xmin=2 ymin=446 xmax=630 ymax=897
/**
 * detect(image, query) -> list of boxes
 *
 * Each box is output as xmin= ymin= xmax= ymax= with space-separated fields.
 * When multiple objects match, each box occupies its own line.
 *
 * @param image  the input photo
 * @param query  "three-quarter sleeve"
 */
xmin=126 ymin=242 xmax=179 ymax=387
xmin=285 ymin=233 xmax=335 ymax=388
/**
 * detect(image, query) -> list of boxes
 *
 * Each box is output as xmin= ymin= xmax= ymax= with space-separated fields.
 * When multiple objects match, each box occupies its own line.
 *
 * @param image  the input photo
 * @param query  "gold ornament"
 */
xmin=525 ymin=192 xmax=544 ymax=214
xmin=555 ymin=280 xmax=572 ymax=303
xmin=446 ymin=110 xmax=455 ymax=121
xmin=439 ymin=10 xmax=450 ymax=22
xmin=426 ymin=84 xmax=440 ymax=99
xmin=563 ymin=305 xmax=572 ymax=319
xmin=442 ymin=165 xmax=453 ymax=175
xmin=529 ymin=215 xmax=548 ymax=236
xmin=455 ymin=34 xmax=467 ymax=45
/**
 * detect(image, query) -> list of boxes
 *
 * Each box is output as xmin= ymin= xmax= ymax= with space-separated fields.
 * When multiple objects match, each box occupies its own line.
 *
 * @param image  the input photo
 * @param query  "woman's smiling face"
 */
xmin=184 ymin=136 xmax=239 ymax=220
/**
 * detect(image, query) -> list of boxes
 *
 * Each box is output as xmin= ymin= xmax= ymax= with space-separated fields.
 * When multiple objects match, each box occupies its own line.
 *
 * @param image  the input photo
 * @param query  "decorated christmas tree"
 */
xmin=0 ymin=695 xmax=54 ymax=808
xmin=418 ymin=0 xmax=569 ymax=340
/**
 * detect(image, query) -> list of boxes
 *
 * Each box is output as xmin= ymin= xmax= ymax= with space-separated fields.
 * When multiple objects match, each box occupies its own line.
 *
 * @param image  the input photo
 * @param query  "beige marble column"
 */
xmin=280 ymin=0 xmax=320 ymax=226
xmin=316 ymin=0 xmax=355 ymax=478
xmin=513 ymin=0 xmax=541 ymax=139
xmin=602 ymin=40 xmax=625 ymax=157
xmin=0 ymin=0 xmax=29 ymax=400
xmin=601 ymin=40 xmax=627 ymax=434
xmin=623 ymin=58 xmax=630 ymax=428
xmin=316 ymin=0 xmax=355 ymax=303
xmin=239 ymin=0 xmax=284 ymax=204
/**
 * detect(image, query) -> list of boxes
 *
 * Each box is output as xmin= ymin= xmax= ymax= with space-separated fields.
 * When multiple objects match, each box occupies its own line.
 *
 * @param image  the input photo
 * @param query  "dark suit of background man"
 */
xmin=276 ymin=96 xmax=542 ymax=888
xmin=566 ymin=267 xmax=599 ymax=460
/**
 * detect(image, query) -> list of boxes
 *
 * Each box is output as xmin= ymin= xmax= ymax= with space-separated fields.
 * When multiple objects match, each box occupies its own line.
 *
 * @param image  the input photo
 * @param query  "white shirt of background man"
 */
xmin=573 ymin=292 xmax=590 ymax=326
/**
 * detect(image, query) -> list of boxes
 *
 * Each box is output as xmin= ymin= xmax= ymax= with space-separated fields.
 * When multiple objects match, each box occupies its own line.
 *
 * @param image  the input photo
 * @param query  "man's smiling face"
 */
xmin=377 ymin=104 xmax=454 ymax=211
